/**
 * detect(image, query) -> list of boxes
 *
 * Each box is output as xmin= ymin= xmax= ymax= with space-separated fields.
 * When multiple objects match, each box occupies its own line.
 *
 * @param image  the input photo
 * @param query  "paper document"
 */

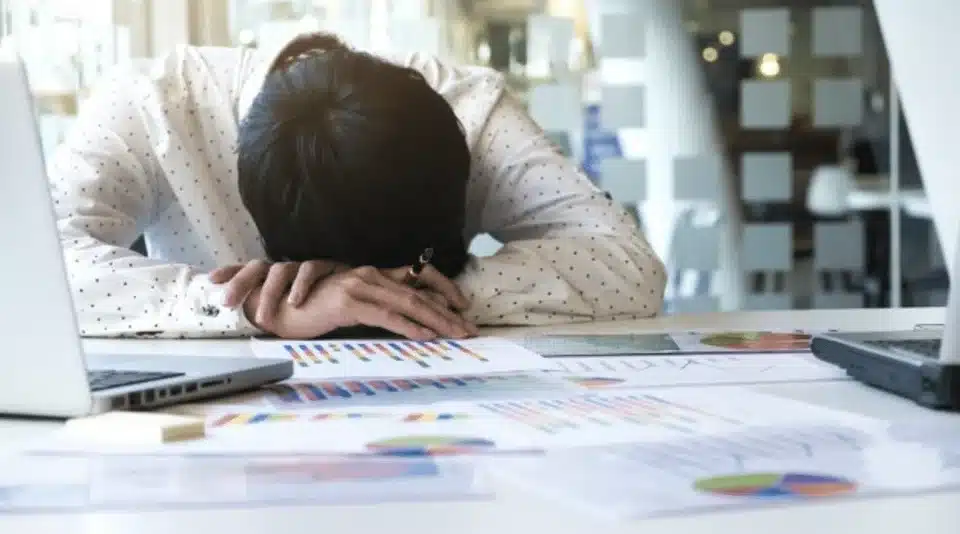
xmin=549 ymin=353 xmax=848 ymax=389
xmin=262 ymin=373 xmax=578 ymax=408
xmin=0 ymin=453 xmax=489 ymax=513
xmin=487 ymin=421 xmax=960 ymax=521
xmin=459 ymin=387 xmax=876 ymax=449
xmin=26 ymin=388 xmax=868 ymax=458
xmin=251 ymin=337 xmax=556 ymax=379
xmin=519 ymin=334 xmax=682 ymax=356
xmin=519 ymin=330 xmax=834 ymax=357
xmin=25 ymin=404 xmax=541 ymax=457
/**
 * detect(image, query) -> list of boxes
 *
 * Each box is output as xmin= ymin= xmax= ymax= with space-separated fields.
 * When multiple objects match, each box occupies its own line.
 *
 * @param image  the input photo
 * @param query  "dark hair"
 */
xmin=237 ymin=33 xmax=471 ymax=278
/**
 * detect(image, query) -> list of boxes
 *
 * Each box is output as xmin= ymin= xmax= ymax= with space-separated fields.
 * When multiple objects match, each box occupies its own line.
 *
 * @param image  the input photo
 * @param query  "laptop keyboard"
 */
xmin=87 ymin=369 xmax=185 ymax=392
xmin=868 ymin=339 xmax=942 ymax=358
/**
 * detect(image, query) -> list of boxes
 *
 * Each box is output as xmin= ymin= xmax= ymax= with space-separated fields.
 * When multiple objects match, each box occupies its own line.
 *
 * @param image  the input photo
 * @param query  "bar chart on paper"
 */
xmin=208 ymin=410 xmax=475 ymax=428
xmin=264 ymin=374 xmax=577 ymax=407
xmin=475 ymin=392 xmax=746 ymax=447
xmin=471 ymin=388 xmax=871 ymax=448
xmin=250 ymin=337 xmax=555 ymax=379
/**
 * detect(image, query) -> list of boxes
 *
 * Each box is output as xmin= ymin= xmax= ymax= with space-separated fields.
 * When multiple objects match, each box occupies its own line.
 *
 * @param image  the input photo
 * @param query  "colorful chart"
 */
xmin=694 ymin=473 xmax=857 ymax=498
xmin=402 ymin=413 xmax=472 ymax=422
xmin=281 ymin=340 xmax=486 ymax=369
xmin=210 ymin=411 xmax=473 ymax=428
xmin=244 ymin=458 xmax=439 ymax=483
xmin=478 ymin=394 xmax=741 ymax=435
xmin=521 ymin=334 xmax=681 ymax=356
xmin=264 ymin=374 xmax=554 ymax=404
xmin=698 ymin=332 xmax=812 ymax=351
xmin=210 ymin=412 xmax=390 ymax=427
xmin=366 ymin=436 xmax=497 ymax=457
xmin=565 ymin=377 xmax=626 ymax=389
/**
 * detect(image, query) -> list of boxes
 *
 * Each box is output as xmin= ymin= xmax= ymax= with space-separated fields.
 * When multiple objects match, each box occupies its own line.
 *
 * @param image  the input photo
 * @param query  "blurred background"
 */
xmin=1 ymin=0 xmax=944 ymax=315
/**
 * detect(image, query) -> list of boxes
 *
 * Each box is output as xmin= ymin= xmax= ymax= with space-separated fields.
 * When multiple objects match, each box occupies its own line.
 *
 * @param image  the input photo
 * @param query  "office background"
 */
xmin=1 ymin=0 xmax=943 ymax=314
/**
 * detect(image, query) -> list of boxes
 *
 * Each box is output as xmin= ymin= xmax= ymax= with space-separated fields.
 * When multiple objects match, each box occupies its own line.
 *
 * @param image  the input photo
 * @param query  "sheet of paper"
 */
xmin=458 ymin=387 xmax=879 ymax=449
xmin=0 ymin=453 xmax=489 ymax=513
xmin=24 ymin=404 xmax=540 ymax=457
xmin=251 ymin=337 xmax=556 ymax=379
xmin=261 ymin=373 xmax=579 ymax=408
xmin=517 ymin=334 xmax=682 ymax=356
xmin=486 ymin=422 xmax=960 ymax=521
xmin=546 ymin=353 xmax=849 ymax=389
xmin=518 ymin=330 xmax=838 ymax=357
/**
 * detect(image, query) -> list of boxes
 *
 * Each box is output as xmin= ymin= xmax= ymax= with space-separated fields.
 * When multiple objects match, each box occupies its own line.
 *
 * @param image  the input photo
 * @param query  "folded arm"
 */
xmin=49 ymin=66 xmax=257 ymax=338
xmin=458 ymin=92 xmax=667 ymax=325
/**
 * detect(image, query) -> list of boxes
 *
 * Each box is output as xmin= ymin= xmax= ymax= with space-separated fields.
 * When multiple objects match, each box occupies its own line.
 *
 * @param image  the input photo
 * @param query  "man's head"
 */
xmin=237 ymin=33 xmax=471 ymax=278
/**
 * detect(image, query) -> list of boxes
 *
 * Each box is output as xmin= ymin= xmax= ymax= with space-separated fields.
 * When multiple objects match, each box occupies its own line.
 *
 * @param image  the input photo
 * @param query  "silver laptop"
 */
xmin=811 ymin=230 xmax=958 ymax=359
xmin=810 ymin=4 xmax=960 ymax=407
xmin=809 ymin=228 xmax=958 ymax=408
xmin=0 ymin=50 xmax=292 ymax=418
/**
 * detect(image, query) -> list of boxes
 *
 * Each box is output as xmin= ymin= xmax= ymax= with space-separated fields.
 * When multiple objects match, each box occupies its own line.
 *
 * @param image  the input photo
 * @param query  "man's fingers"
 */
xmin=349 ymin=276 xmax=471 ymax=339
xmin=421 ymin=290 xmax=450 ymax=309
xmin=412 ymin=265 xmax=470 ymax=310
xmin=372 ymin=271 xmax=478 ymax=337
xmin=348 ymin=300 xmax=437 ymax=341
xmin=222 ymin=260 xmax=270 ymax=308
xmin=288 ymin=261 xmax=335 ymax=306
xmin=256 ymin=262 xmax=298 ymax=323
xmin=209 ymin=265 xmax=243 ymax=284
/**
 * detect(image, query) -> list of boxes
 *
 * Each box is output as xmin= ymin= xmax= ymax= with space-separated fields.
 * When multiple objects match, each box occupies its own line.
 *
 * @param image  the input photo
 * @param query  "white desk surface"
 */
xmin=3 ymin=307 xmax=959 ymax=534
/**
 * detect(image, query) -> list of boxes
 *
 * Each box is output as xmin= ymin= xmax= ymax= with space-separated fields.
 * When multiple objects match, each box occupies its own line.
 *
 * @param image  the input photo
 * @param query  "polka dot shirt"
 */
xmin=48 ymin=42 xmax=667 ymax=338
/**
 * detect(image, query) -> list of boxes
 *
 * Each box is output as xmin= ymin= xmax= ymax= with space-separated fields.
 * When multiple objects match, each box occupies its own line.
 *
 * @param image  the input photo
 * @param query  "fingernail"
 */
xmin=287 ymin=294 xmax=300 ymax=306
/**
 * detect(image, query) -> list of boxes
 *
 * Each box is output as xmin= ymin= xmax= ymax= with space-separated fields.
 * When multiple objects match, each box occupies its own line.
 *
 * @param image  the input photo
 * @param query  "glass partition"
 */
xmin=10 ymin=0 xmax=940 ymax=312
xmin=0 ymin=0 xmax=128 ymax=155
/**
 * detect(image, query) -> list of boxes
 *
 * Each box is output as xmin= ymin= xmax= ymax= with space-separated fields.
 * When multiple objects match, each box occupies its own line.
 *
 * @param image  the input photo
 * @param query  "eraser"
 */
xmin=64 ymin=411 xmax=206 ymax=445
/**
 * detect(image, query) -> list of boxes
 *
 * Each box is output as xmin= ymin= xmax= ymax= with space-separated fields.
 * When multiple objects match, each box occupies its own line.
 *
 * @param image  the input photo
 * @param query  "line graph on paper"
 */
xmin=475 ymin=392 xmax=747 ymax=447
xmin=548 ymin=354 xmax=849 ymax=389
xmin=604 ymin=424 xmax=876 ymax=478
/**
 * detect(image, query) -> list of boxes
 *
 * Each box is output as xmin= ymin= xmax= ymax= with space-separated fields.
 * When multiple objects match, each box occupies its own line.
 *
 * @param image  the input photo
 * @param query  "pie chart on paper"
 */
xmin=566 ymin=376 xmax=626 ymax=389
xmin=694 ymin=472 xmax=857 ymax=498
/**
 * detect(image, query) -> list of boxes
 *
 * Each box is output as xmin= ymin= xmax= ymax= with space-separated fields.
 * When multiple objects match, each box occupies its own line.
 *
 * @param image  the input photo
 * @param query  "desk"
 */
xmin=2 ymin=307 xmax=958 ymax=534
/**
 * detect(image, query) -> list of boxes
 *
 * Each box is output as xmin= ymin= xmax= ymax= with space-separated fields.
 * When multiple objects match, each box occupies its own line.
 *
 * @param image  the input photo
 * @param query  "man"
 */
xmin=49 ymin=32 xmax=666 ymax=340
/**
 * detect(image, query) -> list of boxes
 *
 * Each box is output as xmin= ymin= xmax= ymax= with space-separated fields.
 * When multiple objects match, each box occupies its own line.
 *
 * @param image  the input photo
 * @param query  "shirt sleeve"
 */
xmin=48 ymin=62 xmax=260 ymax=339
xmin=458 ymin=91 xmax=667 ymax=326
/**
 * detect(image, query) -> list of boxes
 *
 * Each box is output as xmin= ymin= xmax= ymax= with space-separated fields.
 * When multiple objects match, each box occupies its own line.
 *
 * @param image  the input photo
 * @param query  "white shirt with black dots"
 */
xmin=49 ymin=42 xmax=667 ymax=338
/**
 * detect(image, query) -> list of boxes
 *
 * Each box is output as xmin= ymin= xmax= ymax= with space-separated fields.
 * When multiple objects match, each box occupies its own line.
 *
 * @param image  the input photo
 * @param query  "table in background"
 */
xmin=845 ymin=178 xmax=938 ymax=307
xmin=2 ymin=307 xmax=959 ymax=534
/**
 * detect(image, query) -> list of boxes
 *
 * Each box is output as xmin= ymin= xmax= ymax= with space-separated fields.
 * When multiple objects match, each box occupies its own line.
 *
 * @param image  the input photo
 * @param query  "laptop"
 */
xmin=810 ymin=3 xmax=960 ymax=409
xmin=810 ymin=230 xmax=959 ymax=408
xmin=0 ymin=50 xmax=293 ymax=418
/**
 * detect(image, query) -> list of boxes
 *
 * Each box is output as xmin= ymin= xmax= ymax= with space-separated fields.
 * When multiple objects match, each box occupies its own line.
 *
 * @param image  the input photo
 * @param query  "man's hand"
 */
xmin=211 ymin=259 xmax=345 ymax=325
xmin=211 ymin=259 xmax=473 ymax=329
xmin=382 ymin=264 xmax=471 ymax=311
xmin=244 ymin=266 xmax=478 ymax=340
